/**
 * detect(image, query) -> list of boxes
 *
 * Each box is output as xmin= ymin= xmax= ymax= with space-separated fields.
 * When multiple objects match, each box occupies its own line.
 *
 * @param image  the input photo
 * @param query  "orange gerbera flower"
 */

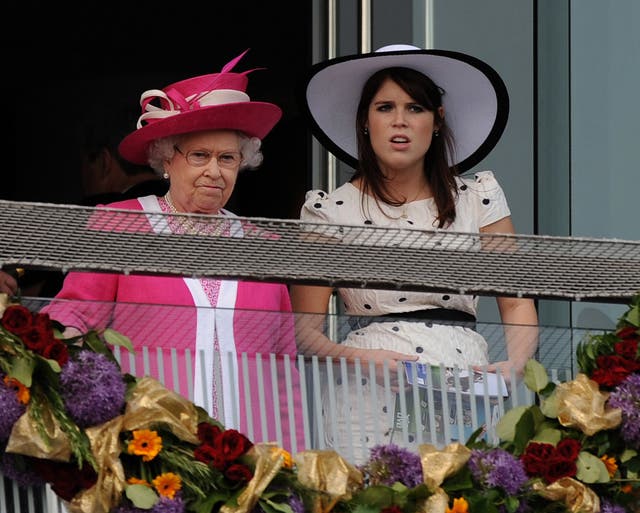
xmin=601 ymin=454 xmax=618 ymax=477
xmin=127 ymin=429 xmax=163 ymax=462
xmin=446 ymin=497 xmax=469 ymax=513
xmin=153 ymin=472 xmax=182 ymax=499
xmin=4 ymin=375 xmax=30 ymax=404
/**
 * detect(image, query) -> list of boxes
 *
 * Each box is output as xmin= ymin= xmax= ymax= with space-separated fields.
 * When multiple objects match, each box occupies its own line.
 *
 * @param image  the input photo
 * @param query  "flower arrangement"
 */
xmin=1 ymin=292 xmax=640 ymax=513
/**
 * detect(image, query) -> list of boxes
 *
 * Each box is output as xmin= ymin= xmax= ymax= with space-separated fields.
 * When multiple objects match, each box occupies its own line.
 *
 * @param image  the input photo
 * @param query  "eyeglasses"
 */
xmin=173 ymin=145 xmax=242 ymax=169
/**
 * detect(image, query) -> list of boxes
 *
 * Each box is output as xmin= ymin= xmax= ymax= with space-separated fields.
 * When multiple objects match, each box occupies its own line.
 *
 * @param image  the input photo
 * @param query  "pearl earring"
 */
xmin=363 ymin=127 xmax=369 ymax=135
xmin=433 ymin=130 xmax=440 ymax=137
xmin=163 ymin=172 xmax=169 ymax=179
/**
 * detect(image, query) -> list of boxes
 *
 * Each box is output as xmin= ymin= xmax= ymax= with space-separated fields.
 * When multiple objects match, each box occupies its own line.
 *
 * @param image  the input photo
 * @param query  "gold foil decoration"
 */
xmin=419 ymin=488 xmax=449 ymax=513
xmin=121 ymin=377 xmax=200 ymax=444
xmin=62 ymin=377 xmax=200 ymax=513
xmin=0 ymin=292 xmax=9 ymax=317
xmin=294 ymin=449 xmax=364 ymax=513
xmin=220 ymin=443 xmax=285 ymax=513
xmin=419 ymin=443 xmax=472 ymax=492
xmin=67 ymin=415 xmax=126 ymax=513
xmin=6 ymin=400 xmax=72 ymax=461
xmin=533 ymin=477 xmax=600 ymax=513
xmin=556 ymin=373 xmax=622 ymax=436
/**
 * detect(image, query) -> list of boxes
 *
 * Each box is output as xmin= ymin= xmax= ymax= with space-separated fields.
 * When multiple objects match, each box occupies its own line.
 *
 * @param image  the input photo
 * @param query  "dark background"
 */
xmin=2 ymin=1 xmax=313 ymax=219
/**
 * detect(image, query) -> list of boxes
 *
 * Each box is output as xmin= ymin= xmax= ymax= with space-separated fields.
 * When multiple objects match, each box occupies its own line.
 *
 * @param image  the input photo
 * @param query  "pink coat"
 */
xmin=42 ymin=197 xmax=306 ymax=452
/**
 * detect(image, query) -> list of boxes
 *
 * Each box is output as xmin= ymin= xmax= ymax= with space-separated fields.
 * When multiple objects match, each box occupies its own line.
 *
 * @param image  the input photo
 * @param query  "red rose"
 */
xmin=41 ymin=340 xmax=70 ymax=366
xmin=381 ymin=506 xmax=403 ymax=513
xmin=543 ymin=456 xmax=577 ymax=483
xmin=194 ymin=444 xmax=226 ymax=471
xmin=592 ymin=355 xmax=640 ymax=387
xmin=197 ymin=421 xmax=223 ymax=445
xmin=617 ymin=326 xmax=639 ymax=341
xmin=614 ymin=339 xmax=639 ymax=360
xmin=32 ymin=459 xmax=97 ymax=502
xmin=555 ymin=438 xmax=581 ymax=461
xmin=224 ymin=463 xmax=253 ymax=484
xmin=1 ymin=305 xmax=34 ymax=335
xmin=218 ymin=429 xmax=253 ymax=462
xmin=21 ymin=326 xmax=52 ymax=352
xmin=521 ymin=442 xmax=555 ymax=476
xmin=33 ymin=312 xmax=53 ymax=331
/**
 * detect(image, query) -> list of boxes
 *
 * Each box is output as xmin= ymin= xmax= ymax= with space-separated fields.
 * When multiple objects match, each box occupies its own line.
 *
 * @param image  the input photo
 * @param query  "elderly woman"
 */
xmin=42 ymin=50 xmax=305 ymax=452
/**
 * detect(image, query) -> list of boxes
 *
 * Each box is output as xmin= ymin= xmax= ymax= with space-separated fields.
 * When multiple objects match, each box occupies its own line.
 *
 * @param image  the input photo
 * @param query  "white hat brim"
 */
xmin=300 ymin=48 xmax=509 ymax=172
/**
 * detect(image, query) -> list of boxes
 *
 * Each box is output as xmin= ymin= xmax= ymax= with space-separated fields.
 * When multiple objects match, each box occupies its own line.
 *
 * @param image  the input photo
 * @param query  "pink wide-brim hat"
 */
xmin=119 ymin=50 xmax=282 ymax=165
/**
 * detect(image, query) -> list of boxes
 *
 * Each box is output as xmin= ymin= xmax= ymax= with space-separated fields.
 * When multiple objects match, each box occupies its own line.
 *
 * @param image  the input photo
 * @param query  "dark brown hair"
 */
xmin=353 ymin=67 xmax=458 ymax=228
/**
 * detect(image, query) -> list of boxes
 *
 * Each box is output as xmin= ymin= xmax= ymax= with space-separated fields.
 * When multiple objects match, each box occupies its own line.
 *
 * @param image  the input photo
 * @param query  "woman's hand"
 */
xmin=0 ymin=271 xmax=19 ymax=296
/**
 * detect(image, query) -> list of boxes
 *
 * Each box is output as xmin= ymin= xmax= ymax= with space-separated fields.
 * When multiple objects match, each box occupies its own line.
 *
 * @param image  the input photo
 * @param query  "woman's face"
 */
xmin=366 ymin=78 xmax=440 ymax=175
xmin=165 ymin=130 xmax=241 ymax=214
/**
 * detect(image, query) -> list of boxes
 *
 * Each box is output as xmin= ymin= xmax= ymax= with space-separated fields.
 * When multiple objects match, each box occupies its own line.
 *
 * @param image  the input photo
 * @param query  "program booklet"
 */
xmin=403 ymin=362 xmax=509 ymax=398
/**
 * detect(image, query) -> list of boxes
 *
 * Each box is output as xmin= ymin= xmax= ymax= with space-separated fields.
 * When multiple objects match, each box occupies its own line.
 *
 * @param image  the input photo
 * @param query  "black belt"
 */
xmin=349 ymin=308 xmax=477 ymax=330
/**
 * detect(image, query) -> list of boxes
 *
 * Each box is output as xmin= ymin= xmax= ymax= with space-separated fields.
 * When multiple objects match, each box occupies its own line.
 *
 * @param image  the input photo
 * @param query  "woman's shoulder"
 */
xmin=300 ymin=182 xmax=359 ymax=222
xmin=97 ymin=197 xmax=146 ymax=210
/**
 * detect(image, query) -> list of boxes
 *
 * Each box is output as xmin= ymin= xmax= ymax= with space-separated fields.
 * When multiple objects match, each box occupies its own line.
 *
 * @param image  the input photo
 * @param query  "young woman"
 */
xmin=291 ymin=44 xmax=539 ymax=460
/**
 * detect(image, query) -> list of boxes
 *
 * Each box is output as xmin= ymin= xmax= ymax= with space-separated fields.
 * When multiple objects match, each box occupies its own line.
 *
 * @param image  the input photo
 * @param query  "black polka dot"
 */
xmin=318 ymin=191 xmax=325 ymax=197
xmin=382 ymin=406 xmax=388 ymax=413
xmin=398 ymin=297 xmax=407 ymax=302
xmin=407 ymin=220 xmax=414 ymax=225
xmin=365 ymin=436 xmax=370 ymax=442
xmin=364 ymin=304 xmax=372 ymax=309
xmin=356 ymin=331 xmax=364 ymax=336
xmin=343 ymin=302 xmax=349 ymax=309
xmin=336 ymin=378 xmax=342 ymax=385
xmin=313 ymin=203 xmax=322 ymax=208
xmin=392 ymin=326 xmax=399 ymax=332
xmin=336 ymin=200 xmax=344 ymax=205
xmin=364 ymin=219 xmax=373 ymax=225
xmin=482 ymin=198 xmax=490 ymax=205
xmin=408 ymin=435 xmax=415 ymax=443
xmin=361 ymin=378 xmax=367 ymax=386
xmin=442 ymin=295 xmax=450 ymax=301
xmin=456 ymin=348 xmax=462 ymax=354
xmin=460 ymin=184 xmax=468 ymax=191
xmin=416 ymin=347 xmax=424 ymax=353
xmin=425 ymin=321 xmax=433 ymax=328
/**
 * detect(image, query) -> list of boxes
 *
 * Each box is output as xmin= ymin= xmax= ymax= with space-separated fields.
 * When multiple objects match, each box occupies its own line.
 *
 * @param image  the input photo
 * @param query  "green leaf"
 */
xmin=513 ymin=408 xmax=538 ymax=454
xmin=539 ymin=389 xmax=559 ymax=418
xmin=531 ymin=427 xmax=562 ymax=445
xmin=495 ymin=405 xmax=528 ymax=442
xmin=258 ymin=497 xmax=294 ymax=513
xmin=10 ymin=355 xmax=35 ymax=387
xmin=103 ymin=328 xmax=135 ymax=353
xmin=625 ymin=304 xmax=640 ymax=326
xmin=125 ymin=484 xmax=158 ymax=509
xmin=523 ymin=359 xmax=548 ymax=392
xmin=576 ymin=451 xmax=610 ymax=483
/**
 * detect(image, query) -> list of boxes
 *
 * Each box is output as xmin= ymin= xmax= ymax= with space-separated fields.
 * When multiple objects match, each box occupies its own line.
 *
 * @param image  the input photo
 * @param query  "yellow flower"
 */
xmin=600 ymin=454 xmax=618 ymax=477
xmin=127 ymin=429 xmax=163 ymax=462
xmin=4 ymin=376 xmax=30 ymax=404
xmin=272 ymin=447 xmax=293 ymax=469
xmin=445 ymin=497 xmax=469 ymax=513
xmin=153 ymin=472 xmax=182 ymax=499
xmin=127 ymin=477 xmax=151 ymax=487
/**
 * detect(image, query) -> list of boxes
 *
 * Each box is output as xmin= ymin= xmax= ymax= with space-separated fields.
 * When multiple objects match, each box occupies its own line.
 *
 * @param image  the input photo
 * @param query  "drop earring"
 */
xmin=433 ymin=130 xmax=440 ymax=137
xmin=163 ymin=172 xmax=169 ymax=179
xmin=363 ymin=127 xmax=369 ymax=135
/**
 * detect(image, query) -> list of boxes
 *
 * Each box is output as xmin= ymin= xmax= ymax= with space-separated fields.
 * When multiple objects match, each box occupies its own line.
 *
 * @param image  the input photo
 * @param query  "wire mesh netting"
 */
xmin=2 ymin=199 xmax=640 ymax=301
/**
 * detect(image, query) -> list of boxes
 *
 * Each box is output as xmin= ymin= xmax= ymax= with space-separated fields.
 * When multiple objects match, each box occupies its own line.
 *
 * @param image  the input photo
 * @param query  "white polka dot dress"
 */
xmin=299 ymin=171 xmax=512 ymax=459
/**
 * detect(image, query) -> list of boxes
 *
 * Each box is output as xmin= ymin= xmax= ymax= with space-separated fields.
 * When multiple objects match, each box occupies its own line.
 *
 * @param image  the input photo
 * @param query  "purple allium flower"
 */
xmin=60 ymin=350 xmax=126 ymax=428
xmin=600 ymin=499 xmax=627 ymax=513
xmin=288 ymin=493 xmax=305 ymax=513
xmin=608 ymin=373 xmax=640 ymax=449
xmin=0 ymin=451 xmax=45 ymax=488
xmin=0 ymin=372 xmax=26 ymax=441
xmin=357 ymin=443 xmax=423 ymax=488
xmin=468 ymin=448 xmax=529 ymax=495
xmin=152 ymin=494 xmax=185 ymax=513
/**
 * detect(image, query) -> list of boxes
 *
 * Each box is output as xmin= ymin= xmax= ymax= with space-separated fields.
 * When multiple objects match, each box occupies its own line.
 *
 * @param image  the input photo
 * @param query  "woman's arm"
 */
xmin=478 ymin=216 xmax=540 ymax=379
xmin=289 ymin=284 xmax=418 ymax=371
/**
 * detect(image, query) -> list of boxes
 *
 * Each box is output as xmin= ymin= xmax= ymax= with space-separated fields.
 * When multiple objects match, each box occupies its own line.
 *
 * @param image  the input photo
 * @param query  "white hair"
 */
xmin=146 ymin=131 xmax=263 ymax=174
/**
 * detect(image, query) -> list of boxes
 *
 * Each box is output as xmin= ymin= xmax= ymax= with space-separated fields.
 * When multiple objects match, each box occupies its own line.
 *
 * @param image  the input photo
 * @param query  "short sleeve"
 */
xmin=472 ymin=170 xmax=511 ymax=227
xmin=299 ymin=189 xmax=344 ymax=239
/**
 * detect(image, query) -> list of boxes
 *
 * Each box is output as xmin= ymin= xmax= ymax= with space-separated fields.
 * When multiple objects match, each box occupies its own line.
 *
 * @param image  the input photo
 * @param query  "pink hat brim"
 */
xmin=119 ymin=101 xmax=282 ymax=165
